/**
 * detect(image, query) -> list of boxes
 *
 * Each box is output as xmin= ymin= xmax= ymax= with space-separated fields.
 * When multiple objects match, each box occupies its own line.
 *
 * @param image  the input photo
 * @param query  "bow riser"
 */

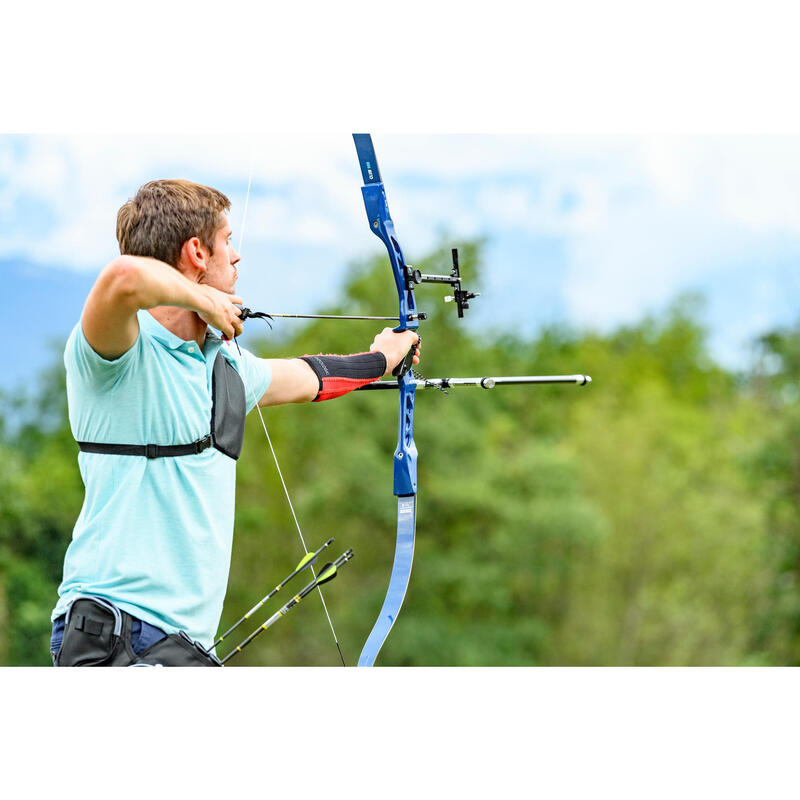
xmin=395 ymin=380 xmax=418 ymax=497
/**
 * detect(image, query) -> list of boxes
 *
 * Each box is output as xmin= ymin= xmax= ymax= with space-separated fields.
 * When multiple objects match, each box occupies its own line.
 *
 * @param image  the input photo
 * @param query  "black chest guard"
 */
xmin=77 ymin=350 xmax=247 ymax=461
xmin=208 ymin=350 xmax=246 ymax=459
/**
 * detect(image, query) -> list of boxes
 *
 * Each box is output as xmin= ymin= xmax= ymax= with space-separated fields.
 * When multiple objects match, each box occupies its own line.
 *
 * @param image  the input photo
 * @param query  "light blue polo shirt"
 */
xmin=52 ymin=310 xmax=272 ymax=648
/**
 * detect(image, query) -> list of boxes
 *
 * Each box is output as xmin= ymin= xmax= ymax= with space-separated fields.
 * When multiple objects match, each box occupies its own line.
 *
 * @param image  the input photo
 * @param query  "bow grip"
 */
xmin=392 ymin=335 xmax=420 ymax=379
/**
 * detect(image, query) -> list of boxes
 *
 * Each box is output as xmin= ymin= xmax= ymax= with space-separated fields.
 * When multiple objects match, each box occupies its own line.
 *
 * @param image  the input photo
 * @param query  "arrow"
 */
xmin=236 ymin=306 xmax=427 ymax=325
xmin=211 ymin=537 xmax=336 ymax=650
xmin=220 ymin=549 xmax=354 ymax=665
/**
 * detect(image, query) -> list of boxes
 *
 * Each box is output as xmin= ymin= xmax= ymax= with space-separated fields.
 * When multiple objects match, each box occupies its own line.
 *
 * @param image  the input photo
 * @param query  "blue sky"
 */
xmin=2 ymin=133 xmax=800 ymax=391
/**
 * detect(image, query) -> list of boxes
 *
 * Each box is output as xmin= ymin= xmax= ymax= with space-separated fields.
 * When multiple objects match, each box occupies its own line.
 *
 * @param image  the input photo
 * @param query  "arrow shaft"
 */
xmin=259 ymin=313 xmax=425 ymax=322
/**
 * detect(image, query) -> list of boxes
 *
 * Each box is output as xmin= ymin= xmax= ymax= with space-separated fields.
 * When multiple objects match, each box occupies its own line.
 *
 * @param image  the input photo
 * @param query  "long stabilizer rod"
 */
xmin=356 ymin=374 xmax=592 ymax=391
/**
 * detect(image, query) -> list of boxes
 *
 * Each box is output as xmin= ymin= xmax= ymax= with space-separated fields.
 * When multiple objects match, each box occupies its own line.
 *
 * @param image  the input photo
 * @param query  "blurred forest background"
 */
xmin=2 ymin=240 xmax=800 ymax=667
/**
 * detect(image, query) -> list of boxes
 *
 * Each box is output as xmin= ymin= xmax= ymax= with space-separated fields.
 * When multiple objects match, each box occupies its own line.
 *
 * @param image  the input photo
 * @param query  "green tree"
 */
xmin=1 ymin=246 xmax=796 ymax=666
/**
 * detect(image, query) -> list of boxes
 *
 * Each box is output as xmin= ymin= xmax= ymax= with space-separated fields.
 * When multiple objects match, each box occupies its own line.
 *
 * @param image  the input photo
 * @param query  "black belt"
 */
xmin=77 ymin=434 xmax=213 ymax=459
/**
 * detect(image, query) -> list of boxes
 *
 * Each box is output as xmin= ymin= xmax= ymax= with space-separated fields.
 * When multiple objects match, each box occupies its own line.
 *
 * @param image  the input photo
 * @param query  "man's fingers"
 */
xmin=230 ymin=311 xmax=244 ymax=337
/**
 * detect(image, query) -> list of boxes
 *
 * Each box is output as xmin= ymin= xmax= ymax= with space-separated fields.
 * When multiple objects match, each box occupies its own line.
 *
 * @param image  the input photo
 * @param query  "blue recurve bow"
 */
xmin=234 ymin=134 xmax=589 ymax=666
xmin=353 ymin=134 xmax=420 ymax=667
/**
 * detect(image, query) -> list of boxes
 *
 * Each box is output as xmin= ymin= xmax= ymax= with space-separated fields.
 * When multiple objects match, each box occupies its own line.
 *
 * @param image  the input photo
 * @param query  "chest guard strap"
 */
xmin=76 ymin=350 xmax=246 ymax=460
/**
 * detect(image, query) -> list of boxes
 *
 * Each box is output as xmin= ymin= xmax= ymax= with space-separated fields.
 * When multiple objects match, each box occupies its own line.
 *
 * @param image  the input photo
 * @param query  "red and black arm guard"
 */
xmin=300 ymin=352 xmax=387 ymax=402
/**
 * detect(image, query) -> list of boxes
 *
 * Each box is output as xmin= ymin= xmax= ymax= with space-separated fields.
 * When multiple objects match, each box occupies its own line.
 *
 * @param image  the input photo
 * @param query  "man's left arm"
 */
xmin=257 ymin=328 xmax=421 ymax=408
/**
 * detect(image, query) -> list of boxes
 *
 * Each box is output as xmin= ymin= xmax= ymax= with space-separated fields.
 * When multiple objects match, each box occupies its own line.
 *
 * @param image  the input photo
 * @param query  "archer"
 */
xmin=50 ymin=179 xmax=419 ymax=667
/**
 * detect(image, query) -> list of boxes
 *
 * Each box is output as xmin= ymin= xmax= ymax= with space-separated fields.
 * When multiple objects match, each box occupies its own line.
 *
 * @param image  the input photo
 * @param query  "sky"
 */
xmin=2 ymin=133 xmax=800 ymax=391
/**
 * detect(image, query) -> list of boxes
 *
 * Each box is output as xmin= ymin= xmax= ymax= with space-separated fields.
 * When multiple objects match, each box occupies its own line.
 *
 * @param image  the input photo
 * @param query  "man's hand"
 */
xmin=196 ymin=286 xmax=245 ymax=340
xmin=82 ymin=256 xmax=246 ymax=360
xmin=370 ymin=328 xmax=422 ymax=377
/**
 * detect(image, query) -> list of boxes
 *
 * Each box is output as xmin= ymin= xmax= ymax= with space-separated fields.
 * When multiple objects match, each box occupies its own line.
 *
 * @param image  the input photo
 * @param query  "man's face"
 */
xmin=203 ymin=217 xmax=240 ymax=293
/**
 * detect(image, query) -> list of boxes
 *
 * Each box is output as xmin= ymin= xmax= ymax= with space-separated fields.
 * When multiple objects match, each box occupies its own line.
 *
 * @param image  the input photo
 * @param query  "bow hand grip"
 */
xmin=392 ymin=336 xmax=420 ymax=379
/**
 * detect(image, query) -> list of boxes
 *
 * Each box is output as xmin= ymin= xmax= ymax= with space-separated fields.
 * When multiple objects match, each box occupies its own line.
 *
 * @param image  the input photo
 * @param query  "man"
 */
xmin=50 ymin=179 xmax=419 ymax=666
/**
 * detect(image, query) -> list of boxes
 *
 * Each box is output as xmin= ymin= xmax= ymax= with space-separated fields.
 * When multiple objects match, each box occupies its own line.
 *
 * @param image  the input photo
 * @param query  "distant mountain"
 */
xmin=1 ymin=259 xmax=96 ymax=393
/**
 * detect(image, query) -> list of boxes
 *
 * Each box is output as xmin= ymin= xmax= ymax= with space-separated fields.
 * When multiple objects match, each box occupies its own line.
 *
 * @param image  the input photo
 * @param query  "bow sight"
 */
xmin=405 ymin=248 xmax=479 ymax=318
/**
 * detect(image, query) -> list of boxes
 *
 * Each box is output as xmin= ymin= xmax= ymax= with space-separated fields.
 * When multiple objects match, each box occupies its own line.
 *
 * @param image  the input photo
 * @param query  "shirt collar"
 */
xmin=138 ymin=311 xmax=230 ymax=364
xmin=139 ymin=310 xmax=205 ymax=352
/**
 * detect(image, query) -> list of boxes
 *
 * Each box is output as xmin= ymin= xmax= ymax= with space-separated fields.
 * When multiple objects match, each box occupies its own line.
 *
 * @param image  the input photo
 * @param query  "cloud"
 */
xmin=3 ymin=134 xmax=800 ymax=368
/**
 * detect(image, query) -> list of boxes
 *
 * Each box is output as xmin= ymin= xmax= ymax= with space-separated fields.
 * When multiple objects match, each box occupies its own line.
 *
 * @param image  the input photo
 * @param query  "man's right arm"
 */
xmin=81 ymin=256 xmax=241 ymax=360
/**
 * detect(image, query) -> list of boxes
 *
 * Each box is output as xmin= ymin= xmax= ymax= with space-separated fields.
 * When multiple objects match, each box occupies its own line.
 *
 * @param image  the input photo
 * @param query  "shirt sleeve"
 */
xmin=63 ymin=320 xmax=141 ymax=392
xmin=227 ymin=344 xmax=272 ymax=413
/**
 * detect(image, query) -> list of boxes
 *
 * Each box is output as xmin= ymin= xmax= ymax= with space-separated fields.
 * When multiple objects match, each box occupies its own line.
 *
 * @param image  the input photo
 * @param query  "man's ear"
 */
xmin=179 ymin=236 xmax=208 ymax=279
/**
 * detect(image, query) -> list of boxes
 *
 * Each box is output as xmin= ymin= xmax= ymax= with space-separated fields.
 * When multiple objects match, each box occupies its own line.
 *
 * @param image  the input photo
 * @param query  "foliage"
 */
xmin=1 ymin=242 xmax=798 ymax=665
